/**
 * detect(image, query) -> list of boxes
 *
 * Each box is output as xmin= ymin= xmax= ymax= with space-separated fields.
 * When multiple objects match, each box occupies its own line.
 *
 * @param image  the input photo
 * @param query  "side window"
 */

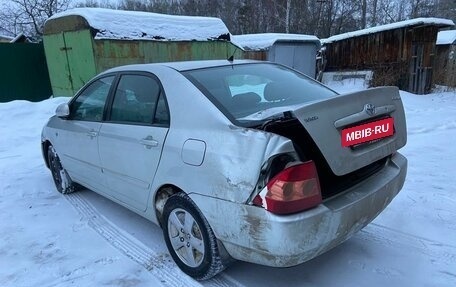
xmin=110 ymin=75 xmax=163 ymax=125
xmin=70 ymin=76 xmax=114 ymax=121
xmin=154 ymin=92 xmax=170 ymax=125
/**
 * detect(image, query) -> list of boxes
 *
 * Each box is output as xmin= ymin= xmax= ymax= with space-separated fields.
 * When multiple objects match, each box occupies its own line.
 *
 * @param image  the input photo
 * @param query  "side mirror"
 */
xmin=55 ymin=103 xmax=70 ymax=118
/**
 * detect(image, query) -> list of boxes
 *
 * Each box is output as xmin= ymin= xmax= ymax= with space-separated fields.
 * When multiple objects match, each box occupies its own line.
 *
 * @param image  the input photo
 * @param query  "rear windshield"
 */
xmin=182 ymin=63 xmax=337 ymax=125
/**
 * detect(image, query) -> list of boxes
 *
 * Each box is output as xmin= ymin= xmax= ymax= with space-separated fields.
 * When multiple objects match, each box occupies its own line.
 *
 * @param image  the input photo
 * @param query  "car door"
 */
xmin=55 ymin=75 xmax=115 ymax=192
xmin=98 ymin=73 xmax=170 ymax=211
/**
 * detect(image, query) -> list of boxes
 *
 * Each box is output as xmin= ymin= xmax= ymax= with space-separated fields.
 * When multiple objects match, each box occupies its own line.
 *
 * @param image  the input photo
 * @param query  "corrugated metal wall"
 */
xmin=268 ymin=42 xmax=319 ymax=78
xmin=0 ymin=43 xmax=52 ymax=102
xmin=93 ymin=40 xmax=242 ymax=72
xmin=44 ymin=29 xmax=243 ymax=97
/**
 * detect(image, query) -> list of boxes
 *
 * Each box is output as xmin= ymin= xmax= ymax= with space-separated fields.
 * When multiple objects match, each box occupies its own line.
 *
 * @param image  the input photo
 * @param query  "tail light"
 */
xmin=253 ymin=161 xmax=322 ymax=215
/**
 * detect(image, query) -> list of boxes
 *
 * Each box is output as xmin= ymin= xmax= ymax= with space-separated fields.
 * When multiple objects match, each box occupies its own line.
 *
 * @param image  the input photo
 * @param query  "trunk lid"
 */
xmin=293 ymin=86 xmax=406 ymax=176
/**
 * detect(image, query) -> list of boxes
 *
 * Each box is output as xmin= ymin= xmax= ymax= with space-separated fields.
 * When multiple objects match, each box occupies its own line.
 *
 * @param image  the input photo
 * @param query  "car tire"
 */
xmin=47 ymin=145 xmax=77 ymax=194
xmin=163 ymin=193 xmax=225 ymax=280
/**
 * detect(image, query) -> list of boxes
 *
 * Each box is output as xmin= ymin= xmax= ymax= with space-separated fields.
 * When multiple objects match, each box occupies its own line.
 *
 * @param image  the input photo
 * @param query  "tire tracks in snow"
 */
xmin=65 ymin=192 xmax=243 ymax=287
xmin=68 ymin=187 xmax=456 ymax=285
xmin=359 ymin=223 xmax=456 ymax=265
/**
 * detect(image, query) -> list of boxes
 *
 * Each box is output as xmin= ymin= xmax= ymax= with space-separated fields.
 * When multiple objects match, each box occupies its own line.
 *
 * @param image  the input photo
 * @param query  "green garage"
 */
xmin=43 ymin=8 xmax=241 ymax=97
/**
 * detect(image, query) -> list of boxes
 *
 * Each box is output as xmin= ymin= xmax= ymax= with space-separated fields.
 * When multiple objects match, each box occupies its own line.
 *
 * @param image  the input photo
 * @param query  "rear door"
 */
xmin=98 ymin=73 xmax=170 ymax=211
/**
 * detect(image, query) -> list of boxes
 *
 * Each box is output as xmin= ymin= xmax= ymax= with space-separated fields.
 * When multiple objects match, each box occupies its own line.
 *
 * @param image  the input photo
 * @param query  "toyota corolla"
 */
xmin=41 ymin=60 xmax=407 ymax=280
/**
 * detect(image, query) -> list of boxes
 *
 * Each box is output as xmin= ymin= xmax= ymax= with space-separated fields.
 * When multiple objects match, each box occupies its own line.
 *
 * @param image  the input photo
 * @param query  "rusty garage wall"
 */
xmin=93 ymin=40 xmax=241 ymax=72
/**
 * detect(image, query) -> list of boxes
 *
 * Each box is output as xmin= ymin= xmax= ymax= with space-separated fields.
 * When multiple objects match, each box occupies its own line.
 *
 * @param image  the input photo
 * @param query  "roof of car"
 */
xmin=104 ymin=59 xmax=262 ymax=74
xmin=163 ymin=59 xmax=261 ymax=70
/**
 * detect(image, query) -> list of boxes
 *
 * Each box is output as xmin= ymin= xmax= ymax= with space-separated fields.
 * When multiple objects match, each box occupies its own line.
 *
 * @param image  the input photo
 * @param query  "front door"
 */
xmin=56 ymin=76 xmax=115 ymax=192
xmin=98 ymin=73 xmax=170 ymax=211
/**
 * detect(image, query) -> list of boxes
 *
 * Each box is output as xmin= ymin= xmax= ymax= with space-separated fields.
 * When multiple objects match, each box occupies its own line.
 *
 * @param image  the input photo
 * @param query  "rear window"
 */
xmin=182 ymin=63 xmax=337 ymax=125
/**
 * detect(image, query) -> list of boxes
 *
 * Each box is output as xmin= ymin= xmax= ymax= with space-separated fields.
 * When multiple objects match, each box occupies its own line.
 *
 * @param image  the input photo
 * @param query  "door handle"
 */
xmin=140 ymin=136 xmax=159 ymax=148
xmin=86 ymin=130 xmax=98 ymax=138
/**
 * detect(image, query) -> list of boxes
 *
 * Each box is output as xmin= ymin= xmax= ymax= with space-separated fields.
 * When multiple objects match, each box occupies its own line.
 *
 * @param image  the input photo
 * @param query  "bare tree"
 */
xmin=285 ymin=0 xmax=291 ymax=33
xmin=434 ymin=0 xmax=456 ymax=22
xmin=361 ymin=0 xmax=367 ymax=28
xmin=75 ymin=0 xmax=119 ymax=9
xmin=18 ymin=0 xmax=450 ymax=40
xmin=409 ymin=0 xmax=437 ymax=17
xmin=0 ymin=0 xmax=71 ymax=39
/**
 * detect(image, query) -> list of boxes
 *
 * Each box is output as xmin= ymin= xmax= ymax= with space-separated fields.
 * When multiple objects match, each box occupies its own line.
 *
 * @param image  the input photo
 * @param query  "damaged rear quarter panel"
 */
xmin=153 ymin=123 xmax=296 ymax=204
xmin=147 ymin=67 xmax=297 ymax=213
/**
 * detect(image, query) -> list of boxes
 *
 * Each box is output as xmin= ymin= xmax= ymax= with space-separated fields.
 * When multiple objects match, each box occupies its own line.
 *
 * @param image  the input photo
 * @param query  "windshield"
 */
xmin=183 ymin=63 xmax=338 ymax=124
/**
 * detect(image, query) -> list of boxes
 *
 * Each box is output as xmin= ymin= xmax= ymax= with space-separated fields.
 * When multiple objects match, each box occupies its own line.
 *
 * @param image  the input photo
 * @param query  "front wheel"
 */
xmin=162 ymin=193 xmax=225 ymax=280
xmin=47 ymin=145 xmax=77 ymax=194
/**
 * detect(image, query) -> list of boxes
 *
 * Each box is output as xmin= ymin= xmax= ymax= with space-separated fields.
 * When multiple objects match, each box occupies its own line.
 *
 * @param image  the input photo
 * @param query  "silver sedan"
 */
xmin=41 ymin=60 xmax=407 ymax=280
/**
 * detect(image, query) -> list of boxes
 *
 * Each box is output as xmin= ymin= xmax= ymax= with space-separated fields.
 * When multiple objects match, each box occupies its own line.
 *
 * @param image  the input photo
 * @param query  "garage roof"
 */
xmin=436 ymin=30 xmax=456 ymax=45
xmin=232 ymin=33 xmax=320 ymax=51
xmin=45 ymin=8 xmax=230 ymax=41
xmin=322 ymin=17 xmax=454 ymax=44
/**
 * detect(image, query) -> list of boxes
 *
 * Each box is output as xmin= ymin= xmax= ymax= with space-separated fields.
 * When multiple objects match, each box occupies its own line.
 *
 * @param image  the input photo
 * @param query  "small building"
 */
xmin=0 ymin=27 xmax=14 ymax=43
xmin=0 ymin=35 xmax=13 ymax=43
xmin=232 ymin=33 xmax=321 ymax=78
xmin=322 ymin=18 xmax=454 ymax=94
xmin=43 ymin=8 xmax=239 ymax=97
xmin=9 ymin=33 xmax=31 ymax=43
xmin=434 ymin=30 xmax=456 ymax=87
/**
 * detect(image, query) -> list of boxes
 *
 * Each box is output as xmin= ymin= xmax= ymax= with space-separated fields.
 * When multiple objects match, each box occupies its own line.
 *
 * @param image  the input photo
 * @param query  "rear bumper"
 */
xmin=190 ymin=153 xmax=407 ymax=267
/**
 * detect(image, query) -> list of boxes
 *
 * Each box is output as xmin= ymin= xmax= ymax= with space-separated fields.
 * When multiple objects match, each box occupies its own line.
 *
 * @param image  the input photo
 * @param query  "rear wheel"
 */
xmin=47 ymin=145 xmax=77 ymax=194
xmin=162 ymin=193 xmax=225 ymax=280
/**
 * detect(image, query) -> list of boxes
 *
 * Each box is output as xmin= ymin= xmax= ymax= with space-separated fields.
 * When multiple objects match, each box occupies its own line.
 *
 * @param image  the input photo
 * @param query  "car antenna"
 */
xmin=227 ymin=46 xmax=238 ymax=63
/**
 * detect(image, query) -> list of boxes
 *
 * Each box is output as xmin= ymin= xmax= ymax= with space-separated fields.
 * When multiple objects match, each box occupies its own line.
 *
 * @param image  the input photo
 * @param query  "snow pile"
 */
xmin=48 ymin=8 xmax=230 ymax=41
xmin=437 ymin=30 xmax=456 ymax=45
xmin=321 ymin=70 xmax=373 ymax=91
xmin=322 ymin=17 xmax=455 ymax=44
xmin=232 ymin=33 xmax=320 ymax=50
xmin=0 ymin=98 xmax=164 ymax=286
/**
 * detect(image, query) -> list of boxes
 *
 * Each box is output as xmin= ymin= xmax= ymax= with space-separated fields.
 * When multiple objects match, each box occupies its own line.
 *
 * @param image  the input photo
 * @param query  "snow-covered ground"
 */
xmin=1 ymin=81 xmax=455 ymax=286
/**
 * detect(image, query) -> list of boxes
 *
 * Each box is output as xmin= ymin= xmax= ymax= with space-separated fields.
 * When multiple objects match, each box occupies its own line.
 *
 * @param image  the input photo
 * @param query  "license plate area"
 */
xmin=341 ymin=117 xmax=394 ymax=147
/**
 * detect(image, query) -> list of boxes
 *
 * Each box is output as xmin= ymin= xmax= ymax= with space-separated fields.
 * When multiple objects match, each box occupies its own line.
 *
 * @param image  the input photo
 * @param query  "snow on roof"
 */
xmin=47 ymin=8 xmax=230 ymax=41
xmin=9 ymin=33 xmax=28 ymax=43
xmin=0 ymin=34 xmax=13 ymax=40
xmin=231 ymin=33 xmax=320 ymax=50
xmin=436 ymin=30 xmax=456 ymax=45
xmin=322 ymin=17 xmax=455 ymax=44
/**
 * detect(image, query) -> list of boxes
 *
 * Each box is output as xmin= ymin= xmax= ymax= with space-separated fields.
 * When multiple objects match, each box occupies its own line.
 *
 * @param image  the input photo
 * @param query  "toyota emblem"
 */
xmin=364 ymin=103 xmax=376 ymax=116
